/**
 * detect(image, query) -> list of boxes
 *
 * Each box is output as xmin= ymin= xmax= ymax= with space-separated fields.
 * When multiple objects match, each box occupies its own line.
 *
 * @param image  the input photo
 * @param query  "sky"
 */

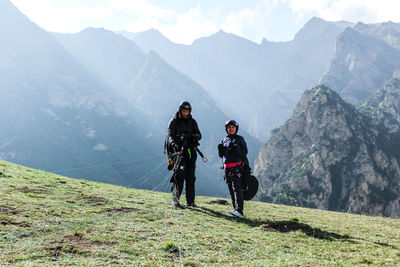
xmin=9 ymin=0 xmax=400 ymax=45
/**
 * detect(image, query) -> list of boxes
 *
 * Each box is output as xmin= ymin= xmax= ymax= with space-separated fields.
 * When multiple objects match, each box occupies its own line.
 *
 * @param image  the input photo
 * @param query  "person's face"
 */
xmin=181 ymin=109 xmax=190 ymax=118
xmin=227 ymin=124 xmax=237 ymax=135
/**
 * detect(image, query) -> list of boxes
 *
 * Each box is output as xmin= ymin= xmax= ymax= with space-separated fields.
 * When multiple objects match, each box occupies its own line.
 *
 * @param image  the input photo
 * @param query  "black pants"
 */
xmin=174 ymin=148 xmax=197 ymax=204
xmin=225 ymin=166 xmax=244 ymax=214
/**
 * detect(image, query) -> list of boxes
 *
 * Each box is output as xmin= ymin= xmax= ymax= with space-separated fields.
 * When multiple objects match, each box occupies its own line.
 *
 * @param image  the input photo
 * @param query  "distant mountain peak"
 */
xmin=116 ymin=28 xmax=169 ymax=40
xmin=353 ymin=21 xmax=369 ymax=31
xmin=147 ymin=28 xmax=162 ymax=34
xmin=293 ymin=84 xmax=352 ymax=116
xmin=215 ymin=29 xmax=228 ymax=35
xmin=81 ymin=27 xmax=106 ymax=33
xmin=294 ymin=17 xmax=352 ymax=43
xmin=0 ymin=0 xmax=41 ymax=33
xmin=192 ymin=29 xmax=257 ymax=46
xmin=137 ymin=28 xmax=170 ymax=41
xmin=77 ymin=27 xmax=130 ymax=41
xmin=294 ymin=17 xmax=330 ymax=38
xmin=308 ymin=16 xmax=329 ymax=24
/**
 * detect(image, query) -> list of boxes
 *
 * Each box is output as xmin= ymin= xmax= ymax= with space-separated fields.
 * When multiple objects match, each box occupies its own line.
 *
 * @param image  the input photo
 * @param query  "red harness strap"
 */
xmin=224 ymin=161 xmax=242 ymax=169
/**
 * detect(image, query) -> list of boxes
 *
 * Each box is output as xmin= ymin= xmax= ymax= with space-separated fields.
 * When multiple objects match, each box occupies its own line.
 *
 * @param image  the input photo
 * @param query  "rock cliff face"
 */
xmin=360 ymin=78 xmax=400 ymax=133
xmin=254 ymin=84 xmax=400 ymax=218
xmin=354 ymin=21 xmax=400 ymax=50
xmin=320 ymin=26 xmax=400 ymax=105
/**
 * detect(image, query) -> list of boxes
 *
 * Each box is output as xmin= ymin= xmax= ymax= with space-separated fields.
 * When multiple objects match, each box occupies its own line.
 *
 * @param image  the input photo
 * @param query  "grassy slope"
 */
xmin=1 ymin=159 xmax=400 ymax=266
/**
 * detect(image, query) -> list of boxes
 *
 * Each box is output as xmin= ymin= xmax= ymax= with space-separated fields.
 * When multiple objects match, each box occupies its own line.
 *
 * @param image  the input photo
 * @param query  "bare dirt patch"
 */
xmin=75 ymin=195 xmax=108 ymax=206
xmin=16 ymin=186 xmax=49 ymax=194
xmin=65 ymin=234 xmax=103 ymax=249
xmin=46 ymin=233 xmax=110 ymax=257
xmin=106 ymin=207 xmax=138 ymax=213
xmin=0 ymin=214 xmax=30 ymax=227
xmin=0 ymin=206 xmax=17 ymax=214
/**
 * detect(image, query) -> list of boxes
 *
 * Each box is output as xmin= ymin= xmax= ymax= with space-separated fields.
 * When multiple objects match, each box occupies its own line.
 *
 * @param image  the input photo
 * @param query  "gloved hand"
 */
xmin=189 ymin=134 xmax=200 ymax=146
xmin=192 ymin=133 xmax=201 ymax=141
xmin=171 ymin=142 xmax=180 ymax=151
xmin=167 ymin=158 xmax=174 ymax=170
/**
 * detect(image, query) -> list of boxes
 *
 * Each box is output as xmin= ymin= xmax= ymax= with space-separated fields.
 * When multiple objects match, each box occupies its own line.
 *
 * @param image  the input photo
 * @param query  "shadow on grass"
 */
xmin=193 ymin=206 xmax=396 ymax=247
xmin=261 ymin=219 xmax=354 ymax=242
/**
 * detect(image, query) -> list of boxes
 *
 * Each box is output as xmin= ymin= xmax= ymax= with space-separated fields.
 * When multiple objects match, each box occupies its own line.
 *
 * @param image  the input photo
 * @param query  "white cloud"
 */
xmin=125 ymin=16 xmax=160 ymax=33
xmin=83 ymin=127 xmax=96 ymax=139
xmin=10 ymin=0 xmax=400 ymax=44
xmin=126 ymin=5 xmax=219 ymax=44
xmin=287 ymin=0 xmax=400 ymax=23
xmin=112 ymin=1 xmax=277 ymax=44
xmin=161 ymin=7 xmax=219 ymax=44
xmin=287 ymin=0 xmax=331 ymax=12
xmin=108 ymin=0 xmax=175 ymax=18
xmin=110 ymin=0 xmax=205 ymax=43
xmin=93 ymin=143 xmax=108 ymax=151
xmin=10 ymin=0 xmax=274 ymax=43
xmin=221 ymin=4 xmax=275 ymax=43
xmin=10 ymin=0 xmax=110 ymax=32
xmin=221 ymin=8 xmax=257 ymax=37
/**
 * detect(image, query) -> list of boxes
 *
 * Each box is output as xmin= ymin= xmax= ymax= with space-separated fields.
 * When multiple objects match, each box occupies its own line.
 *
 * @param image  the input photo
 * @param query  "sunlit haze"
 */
xmin=10 ymin=0 xmax=400 ymax=44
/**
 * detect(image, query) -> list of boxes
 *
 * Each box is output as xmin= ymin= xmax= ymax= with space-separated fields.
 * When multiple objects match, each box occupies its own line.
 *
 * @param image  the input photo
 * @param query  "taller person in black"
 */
xmin=218 ymin=120 xmax=248 ymax=218
xmin=167 ymin=101 xmax=202 ymax=208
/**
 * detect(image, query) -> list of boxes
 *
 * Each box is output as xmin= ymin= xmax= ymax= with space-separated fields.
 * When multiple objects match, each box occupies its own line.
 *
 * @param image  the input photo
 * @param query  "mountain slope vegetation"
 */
xmin=1 ymin=160 xmax=399 ymax=266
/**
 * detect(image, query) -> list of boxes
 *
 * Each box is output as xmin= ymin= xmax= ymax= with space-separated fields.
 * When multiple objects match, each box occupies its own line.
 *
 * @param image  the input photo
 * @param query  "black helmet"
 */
xmin=225 ymin=119 xmax=239 ymax=134
xmin=179 ymin=101 xmax=192 ymax=113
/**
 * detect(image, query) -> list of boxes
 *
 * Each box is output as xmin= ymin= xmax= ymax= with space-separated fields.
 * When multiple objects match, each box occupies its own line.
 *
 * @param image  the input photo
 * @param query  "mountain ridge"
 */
xmin=125 ymin=17 xmax=351 ymax=141
xmin=320 ymin=25 xmax=400 ymax=105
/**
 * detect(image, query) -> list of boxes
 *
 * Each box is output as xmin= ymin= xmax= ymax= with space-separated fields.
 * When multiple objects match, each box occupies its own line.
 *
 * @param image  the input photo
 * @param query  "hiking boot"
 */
xmin=186 ymin=203 xmax=198 ymax=208
xmin=228 ymin=210 xmax=244 ymax=218
xmin=172 ymin=201 xmax=185 ymax=209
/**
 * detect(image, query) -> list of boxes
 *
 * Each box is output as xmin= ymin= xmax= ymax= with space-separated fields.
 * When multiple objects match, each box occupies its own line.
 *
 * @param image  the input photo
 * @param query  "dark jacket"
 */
xmin=218 ymin=134 xmax=248 ymax=165
xmin=167 ymin=112 xmax=202 ymax=149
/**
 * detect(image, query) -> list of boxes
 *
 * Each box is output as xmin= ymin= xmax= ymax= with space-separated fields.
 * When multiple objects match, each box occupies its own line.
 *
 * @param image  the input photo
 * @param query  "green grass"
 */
xmin=1 ymin=159 xmax=400 ymax=266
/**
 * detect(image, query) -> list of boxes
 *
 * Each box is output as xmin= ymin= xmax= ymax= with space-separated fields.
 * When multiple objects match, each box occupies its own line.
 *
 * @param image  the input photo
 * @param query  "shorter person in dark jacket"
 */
xmin=167 ymin=101 xmax=202 ymax=208
xmin=218 ymin=119 xmax=248 ymax=218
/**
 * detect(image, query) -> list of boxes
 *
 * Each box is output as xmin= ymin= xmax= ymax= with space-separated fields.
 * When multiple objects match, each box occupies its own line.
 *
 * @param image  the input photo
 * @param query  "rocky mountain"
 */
xmin=250 ymin=17 xmax=351 ymax=140
xmin=0 ymin=0 xmax=160 ymax=186
xmin=123 ymin=17 xmax=350 ymax=141
xmin=359 ymin=77 xmax=400 ymax=133
xmin=52 ymin=28 xmax=146 ymax=96
xmin=124 ymin=29 xmax=268 ymax=127
xmin=254 ymin=84 xmax=400 ymax=218
xmin=353 ymin=21 xmax=400 ymax=50
xmin=320 ymin=23 xmax=400 ymax=105
xmin=54 ymin=27 xmax=262 ymax=196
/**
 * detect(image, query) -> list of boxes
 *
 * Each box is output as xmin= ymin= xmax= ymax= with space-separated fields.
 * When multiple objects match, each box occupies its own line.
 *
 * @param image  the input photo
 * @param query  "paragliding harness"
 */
xmin=222 ymin=154 xmax=258 ymax=201
xmin=164 ymin=134 xmax=207 ymax=206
